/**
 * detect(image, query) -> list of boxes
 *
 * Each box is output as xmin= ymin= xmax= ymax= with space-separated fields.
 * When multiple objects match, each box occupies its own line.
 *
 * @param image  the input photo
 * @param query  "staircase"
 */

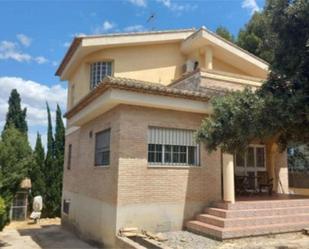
xmin=187 ymin=198 xmax=309 ymax=240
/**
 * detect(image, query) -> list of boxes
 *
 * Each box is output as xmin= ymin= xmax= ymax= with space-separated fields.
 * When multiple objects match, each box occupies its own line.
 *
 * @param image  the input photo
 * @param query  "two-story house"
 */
xmin=56 ymin=27 xmax=309 ymax=248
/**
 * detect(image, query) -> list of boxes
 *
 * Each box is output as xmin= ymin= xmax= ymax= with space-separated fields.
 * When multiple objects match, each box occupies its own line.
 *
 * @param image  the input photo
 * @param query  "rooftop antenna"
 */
xmin=146 ymin=12 xmax=156 ymax=31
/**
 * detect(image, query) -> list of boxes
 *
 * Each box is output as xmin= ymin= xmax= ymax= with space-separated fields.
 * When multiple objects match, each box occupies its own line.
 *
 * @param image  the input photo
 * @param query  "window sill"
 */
xmin=148 ymin=164 xmax=201 ymax=169
xmin=94 ymin=165 xmax=110 ymax=169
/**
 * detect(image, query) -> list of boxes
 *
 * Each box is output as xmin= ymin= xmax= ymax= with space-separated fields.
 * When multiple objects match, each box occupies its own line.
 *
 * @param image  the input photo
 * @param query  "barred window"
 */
xmin=63 ymin=199 xmax=70 ymax=215
xmin=90 ymin=61 xmax=112 ymax=89
xmin=95 ymin=129 xmax=111 ymax=166
xmin=148 ymin=127 xmax=200 ymax=166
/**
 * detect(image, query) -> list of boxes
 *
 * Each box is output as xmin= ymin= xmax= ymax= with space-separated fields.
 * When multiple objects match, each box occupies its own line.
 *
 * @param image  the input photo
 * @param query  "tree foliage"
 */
xmin=215 ymin=26 xmax=235 ymax=43
xmin=43 ymin=103 xmax=64 ymax=217
xmin=197 ymin=0 xmax=309 ymax=153
xmin=236 ymin=1 xmax=278 ymax=63
xmin=0 ymin=126 xmax=32 ymax=228
xmin=3 ymin=89 xmax=28 ymax=135
xmin=53 ymin=105 xmax=65 ymax=216
xmin=30 ymin=133 xmax=46 ymax=198
xmin=0 ymin=196 xmax=5 ymax=230
xmin=0 ymin=126 xmax=32 ymax=200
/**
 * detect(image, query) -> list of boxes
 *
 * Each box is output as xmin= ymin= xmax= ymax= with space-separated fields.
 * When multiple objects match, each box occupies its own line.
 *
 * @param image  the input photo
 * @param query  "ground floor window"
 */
xmin=63 ymin=199 xmax=70 ymax=215
xmin=95 ymin=128 xmax=111 ymax=166
xmin=148 ymin=127 xmax=200 ymax=166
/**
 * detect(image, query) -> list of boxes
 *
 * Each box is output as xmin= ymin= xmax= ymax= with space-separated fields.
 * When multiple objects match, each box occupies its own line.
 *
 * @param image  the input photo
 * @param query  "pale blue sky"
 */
xmin=0 ymin=0 xmax=264 ymax=147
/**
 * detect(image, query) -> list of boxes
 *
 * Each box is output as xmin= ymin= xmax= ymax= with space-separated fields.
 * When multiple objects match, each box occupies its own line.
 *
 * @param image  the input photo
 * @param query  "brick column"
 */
xmin=222 ymin=153 xmax=235 ymax=203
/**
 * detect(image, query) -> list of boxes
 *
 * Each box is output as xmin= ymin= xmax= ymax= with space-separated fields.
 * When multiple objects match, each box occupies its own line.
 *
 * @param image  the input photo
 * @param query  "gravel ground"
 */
xmin=162 ymin=231 xmax=309 ymax=249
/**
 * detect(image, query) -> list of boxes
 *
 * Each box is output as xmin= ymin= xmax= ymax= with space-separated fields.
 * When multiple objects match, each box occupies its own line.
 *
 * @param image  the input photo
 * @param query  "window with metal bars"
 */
xmin=94 ymin=129 xmax=111 ymax=166
xmin=147 ymin=127 xmax=200 ymax=166
xmin=90 ymin=61 xmax=112 ymax=89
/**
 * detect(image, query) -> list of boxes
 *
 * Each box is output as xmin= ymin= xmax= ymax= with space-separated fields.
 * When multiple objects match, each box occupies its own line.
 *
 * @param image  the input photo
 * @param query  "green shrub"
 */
xmin=0 ymin=197 xmax=6 ymax=231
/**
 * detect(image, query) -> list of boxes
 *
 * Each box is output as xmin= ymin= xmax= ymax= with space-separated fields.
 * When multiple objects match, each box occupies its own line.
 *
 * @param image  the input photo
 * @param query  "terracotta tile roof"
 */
xmin=65 ymin=76 xmax=225 ymax=118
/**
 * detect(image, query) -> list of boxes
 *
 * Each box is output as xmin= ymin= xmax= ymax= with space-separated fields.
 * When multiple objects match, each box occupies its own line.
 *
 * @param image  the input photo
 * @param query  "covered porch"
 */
xmin=222 ymin=143 xmax=290 ymax=204
xmin=186 ymin=143 xmax=309 ymax=239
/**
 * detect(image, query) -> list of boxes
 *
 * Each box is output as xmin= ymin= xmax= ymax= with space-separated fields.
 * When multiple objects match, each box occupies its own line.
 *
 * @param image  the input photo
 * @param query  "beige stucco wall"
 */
xmin=67 ymin=43 xmax=185 ymax=108
xmin=212 ymin=57 xmax=251 ymax=76
xmin=66 ymin=42 xmax=268 ymax=109
xmin=266 ymin=143 xmax=290 ymax=194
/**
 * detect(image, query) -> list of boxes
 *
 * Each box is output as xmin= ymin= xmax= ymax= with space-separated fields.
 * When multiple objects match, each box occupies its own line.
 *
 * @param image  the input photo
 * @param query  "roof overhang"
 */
xmin=68 ymin=88 xmax=211 ymax=126
xmin=56 ymin=29 xmax=195 ymax=80
xmin=181 ymin=28 xmax=269 ymax=77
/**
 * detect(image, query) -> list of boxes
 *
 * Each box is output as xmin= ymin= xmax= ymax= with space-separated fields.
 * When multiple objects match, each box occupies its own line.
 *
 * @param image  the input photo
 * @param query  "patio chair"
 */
xmin=258 ymin=172 xmax=273 ymax=196
xmin=235 ymin=174 xmax=255 ymax=196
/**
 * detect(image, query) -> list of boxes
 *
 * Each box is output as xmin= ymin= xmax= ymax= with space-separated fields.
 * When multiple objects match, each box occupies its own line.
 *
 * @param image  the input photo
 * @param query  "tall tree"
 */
xmin=215 ymin=26 xmax=235 ymax=43
xmin=3 ymin=89 xmax=28 ymax=135
xmin=55 ymin=105 xmax=65 ymax=160
xmin=45 ymin=102 xmax=54 ymax=162
xmin=43 ymin=102 xmax=55 ymax=217
xmin=236 ymin=0 xmax=282 ymax=63
xmin=53 ymin=105 xmax=65 ymax=216
xmin=30 ymin=133 xmax=46 ymax=198
xmin=197 ymin=0 xmax=309 ymax=153
xmin=0 ymin=126 xmax=32 ymax=227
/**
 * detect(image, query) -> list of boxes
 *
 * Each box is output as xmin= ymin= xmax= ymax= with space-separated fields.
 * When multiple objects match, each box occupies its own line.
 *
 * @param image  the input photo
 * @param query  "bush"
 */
xmin=0 ymin=196 xmax=6 ymax=231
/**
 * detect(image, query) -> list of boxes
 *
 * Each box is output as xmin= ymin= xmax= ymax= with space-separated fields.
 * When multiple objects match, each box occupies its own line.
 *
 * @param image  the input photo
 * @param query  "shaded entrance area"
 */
xmin=186 ymin=144 xmax=309 ymax=240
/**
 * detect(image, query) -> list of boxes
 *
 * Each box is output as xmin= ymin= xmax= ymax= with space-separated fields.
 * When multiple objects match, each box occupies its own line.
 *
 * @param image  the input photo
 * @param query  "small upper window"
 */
xmin=95 ymin=129 xmax=111 ymax=166
xmin=90 ymin=61 xmax=112 ymax=89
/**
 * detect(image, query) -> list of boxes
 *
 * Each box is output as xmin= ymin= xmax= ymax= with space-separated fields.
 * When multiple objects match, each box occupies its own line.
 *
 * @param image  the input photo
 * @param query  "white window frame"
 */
xmin=90 ymin=61 xmax=113 ymax=89
xmin=235 ymin=144 xmax=266 ymax=172
xmin=235 ymin=144 xmax=267 ymax=188
xmin=147 ymin=127 xmax=200 ymax=167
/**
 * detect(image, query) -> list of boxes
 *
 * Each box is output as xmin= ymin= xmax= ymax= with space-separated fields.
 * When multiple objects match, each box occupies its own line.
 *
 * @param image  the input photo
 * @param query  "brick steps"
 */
xmin=206 ymin=205 xmax=309 ymax=218
xmin=186 ymin=198 xmax=309 ymax=239
xmin=197 ymin=213 xmax=309 ymax=228
xmin=215 ymin=199 xmax=309 ymax=210
xmin=187 ymin=220 xmax=309 ymax=239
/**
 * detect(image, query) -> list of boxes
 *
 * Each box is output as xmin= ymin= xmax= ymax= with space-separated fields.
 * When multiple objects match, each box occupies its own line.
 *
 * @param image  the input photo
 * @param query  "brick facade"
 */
xmin=62 ymin=105 xmax=222 ymax=246
xmin=62 ymin=104 xmax=288 ymax=247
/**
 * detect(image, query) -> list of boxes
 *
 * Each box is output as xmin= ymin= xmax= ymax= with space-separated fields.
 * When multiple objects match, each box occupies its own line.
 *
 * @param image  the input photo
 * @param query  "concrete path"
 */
xmin=0 ymin=218 xmax=97 ymax=249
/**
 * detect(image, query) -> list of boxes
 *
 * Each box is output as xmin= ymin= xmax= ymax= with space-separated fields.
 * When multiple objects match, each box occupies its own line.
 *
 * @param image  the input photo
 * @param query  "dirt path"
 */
xmin=162 ymin=231 xmax=309 ymax=249
xmin=0 ymin=218 xmax=97 ymax=249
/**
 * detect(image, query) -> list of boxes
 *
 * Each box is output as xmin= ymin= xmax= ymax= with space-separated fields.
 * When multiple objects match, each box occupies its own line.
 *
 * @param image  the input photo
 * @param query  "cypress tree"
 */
xmin=3 ymin=89 xmax=28 ymax=135
xmin=30 ymin=133 xmax=46 ymax=198
xmin=55 ymin=105 xmax=65 ymax=159
xmin=43 ymin=102 xmax=55 ymax=217
xmin=45 ymin=102 xmax=54 ymax=161
xmin=53 ymin=105 xmax=65 ymax=216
